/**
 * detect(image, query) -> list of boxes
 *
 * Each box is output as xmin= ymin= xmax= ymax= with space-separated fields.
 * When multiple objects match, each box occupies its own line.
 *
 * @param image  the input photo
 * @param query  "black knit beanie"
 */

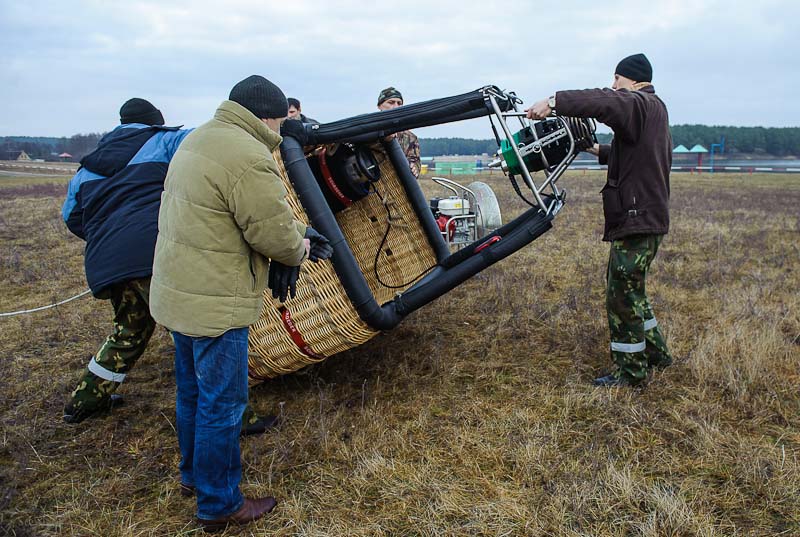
xmin=377 ymin=87 xmax=403 ymax=106
xmin=615 ymin=53 xmax=653 ymax=83
xmin=119 ymin=98 xmax=165 ymax=125
xmin=229 ymin=75 xmax=288 ymax=119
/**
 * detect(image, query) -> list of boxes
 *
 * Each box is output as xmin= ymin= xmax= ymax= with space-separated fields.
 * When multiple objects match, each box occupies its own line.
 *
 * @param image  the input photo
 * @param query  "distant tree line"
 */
xmin=418 ymin=134 xmax=613 ymax=157
xmin=669 ymin=125 xmax=800 ymax=156
xmin=4 ymin=125 xmax=799 ymax=161
xmin=420 ymin=126 xmax=800 ymax=157
xmin=419 ymin=138 xmax=498 ymax=157
xmin=1 ymin=133 xmax=103 ymax=161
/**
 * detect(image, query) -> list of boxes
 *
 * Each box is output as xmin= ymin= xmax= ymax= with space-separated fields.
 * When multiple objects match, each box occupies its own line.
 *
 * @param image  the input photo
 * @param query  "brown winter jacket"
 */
xmin=555 ymin=85 xmax=671 ymax=241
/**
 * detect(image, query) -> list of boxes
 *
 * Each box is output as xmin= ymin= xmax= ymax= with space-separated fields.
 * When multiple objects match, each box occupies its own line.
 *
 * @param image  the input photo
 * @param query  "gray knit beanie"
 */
xmin=229 ymin=75 xmax=288 ymax=119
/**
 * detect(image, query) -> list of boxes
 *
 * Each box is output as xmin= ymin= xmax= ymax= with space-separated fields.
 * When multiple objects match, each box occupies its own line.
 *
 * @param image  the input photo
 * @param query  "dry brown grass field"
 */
xmin=1 ymin=169 xmax=798 ymax=536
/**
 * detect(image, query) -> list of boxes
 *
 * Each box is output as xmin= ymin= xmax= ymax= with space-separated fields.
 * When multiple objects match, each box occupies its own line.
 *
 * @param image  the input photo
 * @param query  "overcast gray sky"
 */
xmin=1 ymin=0 xmax=797 ymax=138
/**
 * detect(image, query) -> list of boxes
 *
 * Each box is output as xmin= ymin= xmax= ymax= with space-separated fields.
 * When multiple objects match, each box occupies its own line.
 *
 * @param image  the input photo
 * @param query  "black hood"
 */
xmin=80 ymin=126 xmax=168 ymax=177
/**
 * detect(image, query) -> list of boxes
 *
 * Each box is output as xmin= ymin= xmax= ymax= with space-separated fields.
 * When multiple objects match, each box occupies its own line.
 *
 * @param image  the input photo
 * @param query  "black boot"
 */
xmin=593 ymin=374 xmax=639 ymax=387
xmin=63 ymin=394 xmax=124 ymax=423
xmin=240 ymin=403 xmax=280 ymax=436
xmin=650 ymin=355 xmax=673 ymax=370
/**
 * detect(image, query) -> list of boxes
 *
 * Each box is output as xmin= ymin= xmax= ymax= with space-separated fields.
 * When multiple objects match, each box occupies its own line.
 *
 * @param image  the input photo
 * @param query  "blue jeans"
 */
xmin=173 ymin=327 xmax=249 ymax=520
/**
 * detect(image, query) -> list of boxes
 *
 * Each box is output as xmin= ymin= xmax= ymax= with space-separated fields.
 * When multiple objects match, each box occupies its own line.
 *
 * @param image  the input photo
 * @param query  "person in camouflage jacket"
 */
xmin=377 ymin=87 xmax=421 ymax=178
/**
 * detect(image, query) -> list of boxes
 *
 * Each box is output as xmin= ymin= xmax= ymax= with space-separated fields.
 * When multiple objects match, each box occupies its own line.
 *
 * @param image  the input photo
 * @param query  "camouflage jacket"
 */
xmin=396 ymin=130 xmax=421 ymax=178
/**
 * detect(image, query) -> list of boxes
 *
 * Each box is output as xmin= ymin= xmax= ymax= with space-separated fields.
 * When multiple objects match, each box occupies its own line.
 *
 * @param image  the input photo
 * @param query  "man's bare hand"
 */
xmin=525 ymin=98 xmax=552 ymax=120
xmin=586 ymin=143 xmax=600 ymax=156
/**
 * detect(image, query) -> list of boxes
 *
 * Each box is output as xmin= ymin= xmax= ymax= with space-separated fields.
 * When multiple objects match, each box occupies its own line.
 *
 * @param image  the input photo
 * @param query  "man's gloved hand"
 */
xmin=310 ymin=242 xmax=334 ymax=263
xmin=304 ymin=226 xmax=334 ymax=262
xmin=267 ymin=261 xmax=301 ymax=302
xmin=280 ymin=119 xmax=308 ymax=146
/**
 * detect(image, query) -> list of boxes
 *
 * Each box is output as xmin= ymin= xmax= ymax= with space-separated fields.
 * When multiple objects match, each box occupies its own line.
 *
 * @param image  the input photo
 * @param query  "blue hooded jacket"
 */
xmin=62 ymin=123 xmax=192 ymax=296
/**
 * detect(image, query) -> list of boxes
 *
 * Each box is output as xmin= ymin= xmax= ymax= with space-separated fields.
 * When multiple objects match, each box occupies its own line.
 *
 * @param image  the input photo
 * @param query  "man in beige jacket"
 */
xmin=150 ymin=75 xmax=313 ymax=531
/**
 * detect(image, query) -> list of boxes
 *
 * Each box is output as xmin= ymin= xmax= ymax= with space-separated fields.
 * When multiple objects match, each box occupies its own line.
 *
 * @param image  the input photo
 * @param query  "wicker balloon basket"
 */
xmin=247 ymin=146 xmax=438 ymax=383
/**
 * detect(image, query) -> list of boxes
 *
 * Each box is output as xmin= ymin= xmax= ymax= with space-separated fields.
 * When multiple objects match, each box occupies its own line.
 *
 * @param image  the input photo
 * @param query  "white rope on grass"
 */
xmin=0 ymin=289 xmax=92 ymax=317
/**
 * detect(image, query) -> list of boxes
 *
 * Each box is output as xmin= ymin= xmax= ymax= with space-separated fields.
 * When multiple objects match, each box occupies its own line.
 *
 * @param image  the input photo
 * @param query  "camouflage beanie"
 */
xmin=377 ymin=87 xmax=403 ymax=106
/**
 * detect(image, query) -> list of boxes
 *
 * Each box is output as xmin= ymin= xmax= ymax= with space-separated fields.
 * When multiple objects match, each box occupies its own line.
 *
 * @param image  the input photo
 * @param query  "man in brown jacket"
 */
xmin=527 ymin=53 xmax=673 ymax=387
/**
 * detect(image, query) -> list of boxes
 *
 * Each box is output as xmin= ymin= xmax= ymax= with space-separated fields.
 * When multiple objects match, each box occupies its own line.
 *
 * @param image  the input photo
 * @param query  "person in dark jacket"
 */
xmin=527 ymin=53 xmax=673 ymax=387
xmin=287 ymin=97 xmax=319 ymax=124
xmin=62 ymin=99 xmax=289 ymax=433
xmin=61 ymin=98 xmax=191 ymax=422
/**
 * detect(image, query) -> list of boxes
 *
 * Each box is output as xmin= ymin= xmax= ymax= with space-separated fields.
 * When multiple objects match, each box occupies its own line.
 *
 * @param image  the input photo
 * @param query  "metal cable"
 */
xmin=370 ymin=184 xmax=437 ymax=289
xmin=0 ymin=289 xmax=92 ymax=318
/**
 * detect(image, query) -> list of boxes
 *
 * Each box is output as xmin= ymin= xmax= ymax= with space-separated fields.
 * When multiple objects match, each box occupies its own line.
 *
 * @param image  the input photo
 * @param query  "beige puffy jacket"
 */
xmin=150 ymin=100 xmax=306 ymax=337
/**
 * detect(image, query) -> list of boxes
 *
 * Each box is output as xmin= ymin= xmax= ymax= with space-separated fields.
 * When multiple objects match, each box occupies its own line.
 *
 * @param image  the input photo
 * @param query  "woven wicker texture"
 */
xmin=247 ymin=146 xmax=438 ymax=382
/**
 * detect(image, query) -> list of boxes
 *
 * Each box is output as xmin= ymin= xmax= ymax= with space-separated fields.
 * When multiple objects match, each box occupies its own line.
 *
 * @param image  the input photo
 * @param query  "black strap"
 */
xmin=508 ymin=173 xmax=538 ymax=208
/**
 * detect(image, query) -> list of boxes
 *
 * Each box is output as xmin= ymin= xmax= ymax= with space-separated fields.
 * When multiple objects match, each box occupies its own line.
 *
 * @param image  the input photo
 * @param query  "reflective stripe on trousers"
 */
xmin=610 ymin=340 xmax=646 ymax=353
xmin=88 ymin=357 xmax=127 ymax=383
xmin=611 ymin=318 xmax=657 ymax=352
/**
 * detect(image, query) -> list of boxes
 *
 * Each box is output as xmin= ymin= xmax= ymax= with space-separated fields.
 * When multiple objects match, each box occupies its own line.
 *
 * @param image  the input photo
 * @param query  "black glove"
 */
xmin=309 ymin=242 xmax=334 ymax=262
xmin=267 ymin=261 xmax=300 ymax=302
xmin=304 ymin=226 xmax=334 ymax=262
xmin=280 ymin=119 xmax=308 ymax=146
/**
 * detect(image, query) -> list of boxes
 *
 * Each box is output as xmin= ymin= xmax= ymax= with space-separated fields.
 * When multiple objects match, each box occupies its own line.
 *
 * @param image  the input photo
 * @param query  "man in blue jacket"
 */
xmin=63 ymin=100 xmax=287 ymax=432
xmin=62 ymin=98 xmax=192 ymax=423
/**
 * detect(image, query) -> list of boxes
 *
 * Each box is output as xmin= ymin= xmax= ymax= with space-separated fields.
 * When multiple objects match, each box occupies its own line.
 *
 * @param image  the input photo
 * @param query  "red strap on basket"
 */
xmin=474 ymin=235 xmax=501 ymax=253
xmin=317 ymin=148 xmax=353 ymax=207
xmin=278 ymin=306 xmax=327 ymax=360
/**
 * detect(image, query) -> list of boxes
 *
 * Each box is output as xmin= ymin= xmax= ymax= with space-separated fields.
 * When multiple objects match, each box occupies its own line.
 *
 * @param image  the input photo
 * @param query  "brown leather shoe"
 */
xmin=198 ymin=496 xmax=277 ymax=533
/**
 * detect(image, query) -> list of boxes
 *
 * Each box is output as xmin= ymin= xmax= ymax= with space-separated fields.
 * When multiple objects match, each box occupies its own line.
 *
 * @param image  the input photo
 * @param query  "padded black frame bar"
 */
xmin=393 ymin=209 xmax=553 ymax=317
xmin=307 ymin=87 xmax=515 ymax=145
xmin=281 ymin=136 xmax=402 ymax=330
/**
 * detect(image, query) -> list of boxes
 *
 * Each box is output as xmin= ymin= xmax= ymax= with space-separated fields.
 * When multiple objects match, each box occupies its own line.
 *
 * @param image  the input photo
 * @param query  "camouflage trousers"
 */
xmin=68 ymin=278 xmax=265 ymax=430
xmin=69 ymin=278 xmax=156 ymax=411
xmin=606 ymin=235 xmax=672 ymax=382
